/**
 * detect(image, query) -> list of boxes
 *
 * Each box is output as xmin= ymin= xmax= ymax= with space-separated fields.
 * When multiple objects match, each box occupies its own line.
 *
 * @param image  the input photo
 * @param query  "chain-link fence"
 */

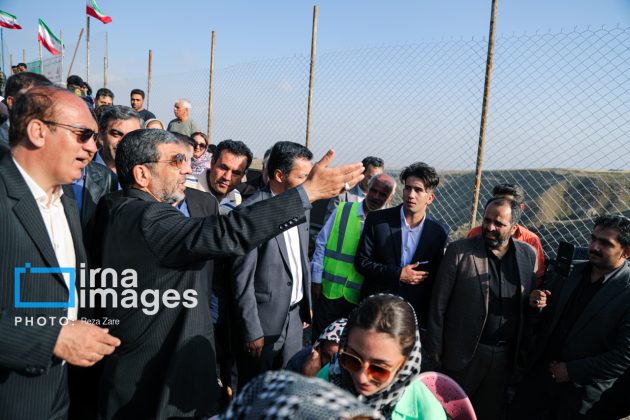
xmin=108 ymin=25 xmax=630 ymax=258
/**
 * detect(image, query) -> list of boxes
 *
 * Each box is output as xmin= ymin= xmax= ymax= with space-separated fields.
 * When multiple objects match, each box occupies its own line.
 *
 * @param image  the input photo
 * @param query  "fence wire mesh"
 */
xmin=108 ymin=25 xmax=630 ymax=258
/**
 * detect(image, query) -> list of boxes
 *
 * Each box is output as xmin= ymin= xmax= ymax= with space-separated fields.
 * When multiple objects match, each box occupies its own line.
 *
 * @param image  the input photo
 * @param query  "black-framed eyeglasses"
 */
xmin=41 ymin=120 xmax=98 ymax=143
xmin=143 ymin=153 xmax=189 ymax=169
xmin=194 ymin=142 xmax=207 ymax=150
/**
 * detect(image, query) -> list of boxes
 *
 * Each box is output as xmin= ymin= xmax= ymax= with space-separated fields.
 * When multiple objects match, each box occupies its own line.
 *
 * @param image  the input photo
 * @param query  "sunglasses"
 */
xmin=144 ymin=153 xmax=189 ymax=169
xmin=194 ymin=142 xmax=207 ymax=150
xmin=338 ymin=349 xmax=403 ymax=384
xmin=42 ymin=120 xmax=98 ymax=143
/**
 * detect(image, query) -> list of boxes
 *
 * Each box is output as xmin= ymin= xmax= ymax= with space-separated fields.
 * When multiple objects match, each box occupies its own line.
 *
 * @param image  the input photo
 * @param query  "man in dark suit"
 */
xmin=426 ymin=198 xmax=538 ymax=420
xmin=355 ymin=161 xmax=448 ymax=327
xmin=231 ymin=141 xmax=313 ymax=387
xmin=0 ymin=86 xmax=120 ymax=419
xmin=510 ymin=215 xmax=630 ymax=419
xmin=95 ymin=130 xmax=363 ymax=419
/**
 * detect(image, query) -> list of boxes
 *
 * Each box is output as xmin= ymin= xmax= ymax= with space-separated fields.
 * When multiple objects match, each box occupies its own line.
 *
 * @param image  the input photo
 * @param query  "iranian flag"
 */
xmin=0 ymin=10 xmax=22 ymax=30
xmin=86 ymin=0 xmax=112 ymax=24
xmin=38 ymin=19 xmax=62 ymax=56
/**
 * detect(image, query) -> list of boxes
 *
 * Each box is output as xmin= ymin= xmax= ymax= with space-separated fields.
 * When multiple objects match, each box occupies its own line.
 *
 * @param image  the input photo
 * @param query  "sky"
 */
xmin=1 ymin=0 xmax=628 ymax=81
xmin=0 ymin=0 xmax=628 ymax=169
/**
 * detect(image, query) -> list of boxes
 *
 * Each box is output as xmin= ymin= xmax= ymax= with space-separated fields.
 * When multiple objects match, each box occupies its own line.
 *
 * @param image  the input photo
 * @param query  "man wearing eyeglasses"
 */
xmin=93 ymin=105 xmax=142 ymax=174
xmin=0 ymin=86 xmax=121 ymax=419
xmin=93 ymin=129 xmax=364 ymax=419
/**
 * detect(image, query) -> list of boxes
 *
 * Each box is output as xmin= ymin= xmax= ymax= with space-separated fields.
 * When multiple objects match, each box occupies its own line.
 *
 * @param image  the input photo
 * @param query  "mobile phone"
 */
xmin=413 ymin=261 xmax=430 ymax=271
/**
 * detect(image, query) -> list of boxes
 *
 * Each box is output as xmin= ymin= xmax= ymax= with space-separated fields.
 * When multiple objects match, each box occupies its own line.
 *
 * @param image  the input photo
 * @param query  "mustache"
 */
xmin=589 ymin=249 xmax=602 ymax=257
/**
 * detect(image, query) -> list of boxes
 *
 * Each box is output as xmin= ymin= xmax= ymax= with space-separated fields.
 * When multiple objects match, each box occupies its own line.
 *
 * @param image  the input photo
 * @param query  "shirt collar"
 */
xmin=400 ymin=205 xmax=425 ymax=232
xmin=13 ymin=158 xmax=63 ymax=207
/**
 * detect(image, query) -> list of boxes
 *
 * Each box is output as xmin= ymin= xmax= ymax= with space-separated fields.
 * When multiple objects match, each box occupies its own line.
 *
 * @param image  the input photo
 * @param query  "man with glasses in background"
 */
xmin=93 ymin=105 xmax=142 ymax=174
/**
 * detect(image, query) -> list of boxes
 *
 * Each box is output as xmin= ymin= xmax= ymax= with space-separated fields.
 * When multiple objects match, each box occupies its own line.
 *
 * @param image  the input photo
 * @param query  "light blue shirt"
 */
xmin=400 ymin=206 xmax=426 ymax=267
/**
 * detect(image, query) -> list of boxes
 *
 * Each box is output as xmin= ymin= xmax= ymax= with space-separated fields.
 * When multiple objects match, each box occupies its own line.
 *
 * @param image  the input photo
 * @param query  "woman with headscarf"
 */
xmin=286 ymin=318 xmax=347 ymax=377
xmin=318 ymin=294 xmax=446 ymax=420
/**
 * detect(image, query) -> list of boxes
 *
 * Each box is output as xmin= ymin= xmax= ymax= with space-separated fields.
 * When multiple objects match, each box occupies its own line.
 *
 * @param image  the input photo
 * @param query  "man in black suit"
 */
xmin=231 ymin=141 xmax=313 ymax=387
xmin=426 ymin=198 xmax=538 ymax=419
xmin=0 ymin=86 xmax=120 ymax=419
xmin=95 ymin=129 xmax=364 ymax=419
xmin=510 ymin=215 xmax=630 ymax=419
xmin=355 ymin=161 xmax=448 ymax=327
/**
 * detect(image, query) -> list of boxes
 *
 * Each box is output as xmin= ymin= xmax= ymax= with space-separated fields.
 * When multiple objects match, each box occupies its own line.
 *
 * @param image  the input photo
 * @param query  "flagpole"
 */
xmin=60 ymin=30 xmax=64 ymax=85
xmin=86 ymin=15 xmax=90 ymax=83
xmin=38 ymin=42 xmax=43 ymax=75
xmin=103 ymin=31 xmax=108 ymax=87
xmin=22 ymin=49 xmax=25 ymax=64
xmin=1 ymin=29 xmax=5 ymax=75
xmin=147 ymin=49 xmax=153 ymax=111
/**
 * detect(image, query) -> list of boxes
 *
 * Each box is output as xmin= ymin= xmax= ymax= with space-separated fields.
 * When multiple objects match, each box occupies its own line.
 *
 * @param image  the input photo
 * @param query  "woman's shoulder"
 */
xmin=393 ymin=379 xmax=447 ymax=420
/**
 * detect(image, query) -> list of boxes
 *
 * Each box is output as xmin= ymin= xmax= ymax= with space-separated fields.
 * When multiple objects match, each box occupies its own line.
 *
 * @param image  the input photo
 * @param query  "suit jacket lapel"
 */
xmin=568 ymin=264 xmax=630 ymax=339
xmin=0 ymin=157 xmax=66 ymax=287
xmin=390 ymin=205 xmax=403 ymax=265
xmin=82 ymin=163 xmax=106 ymax=222
xmin=471 ymin=235 xmax=490 ymax=313
xmin=410 ymin=217 xmax=434 ymax=263
xmin=62 ymin=193 xmax=87 ymax=265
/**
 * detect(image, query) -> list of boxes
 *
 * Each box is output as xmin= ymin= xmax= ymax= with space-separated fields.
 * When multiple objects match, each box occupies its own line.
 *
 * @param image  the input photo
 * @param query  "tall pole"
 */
xmin=305 ymin=5 xmax=318 ymax=149
xmin=207 ymin=31 xmax=216 ymax=142
xmin=86 ymin=16 xmax=90 ymax=83
xmin=9 ymin=53 xmax=13 ymax=70
xmin=67 ymin=28 xmax=84 ymax=79
xmin=147 ymin=49 xmax=153 ymax=111
xmin=469 ymin=0 xmax=499 ymax=229
xmin=38 ymin=43 xmax=43 ymax=74
xmin=103 ymin=31 xmax=108 ymax=87
xmin=60 ymin=30 xmax=64 ymax=85
xmin=22 ymin=49 xmax=25 ymax=64
xmin=1 ymin=29 xmax=5 ymax=75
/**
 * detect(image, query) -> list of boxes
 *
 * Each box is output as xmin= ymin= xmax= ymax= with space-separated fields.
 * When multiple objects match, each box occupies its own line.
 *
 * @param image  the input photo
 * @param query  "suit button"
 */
xmin=287 ymin=281 xmax=292 ymax=286
xmin=38 ymin=368 xmax=45 ymax=374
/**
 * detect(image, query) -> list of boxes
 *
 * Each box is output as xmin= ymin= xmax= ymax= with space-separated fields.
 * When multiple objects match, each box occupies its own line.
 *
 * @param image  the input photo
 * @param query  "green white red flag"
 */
xmin=38 ymin=19 xmax=63 ymax=56
xmin=86 ymin=0 xmax=112 ymax=24
xmin=0 ymin=10 xmax=22 ymax=30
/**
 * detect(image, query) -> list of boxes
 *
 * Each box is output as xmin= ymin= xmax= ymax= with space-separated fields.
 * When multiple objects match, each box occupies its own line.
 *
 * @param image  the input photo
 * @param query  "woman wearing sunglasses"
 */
xmin=190 ymin=131 xmax=212 ymax=175
xmin=318 ymin=294 xmax=446 ymax=420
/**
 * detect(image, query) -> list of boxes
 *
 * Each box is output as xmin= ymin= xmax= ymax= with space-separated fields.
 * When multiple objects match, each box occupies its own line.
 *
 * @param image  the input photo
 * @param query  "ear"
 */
xmin=510 ymin=223 xmax=518 ymax=236
xmin=132 ymin=164 xmax=152 ymax=188
xmin=25 ymin=119 xmax=48 ymax=149
xmin=426 ymin=191 xmax=435 ymax=206
xmin=519 ymin=203 xmax=526 ymax=211
xmin=622 ymin=245 xmax=630 ymax=260
xmin=6 ymin=96 xmax=15 ymax=109
xmin=273 ymin=169 xmax=284 ymax=184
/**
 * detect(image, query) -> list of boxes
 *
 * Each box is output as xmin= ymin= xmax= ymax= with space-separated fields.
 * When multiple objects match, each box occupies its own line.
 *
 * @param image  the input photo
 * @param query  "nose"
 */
xmin=180 ymin=161 xmax=192 ymax=175
xmin=84 ymin=137 xmax=98 ymax=154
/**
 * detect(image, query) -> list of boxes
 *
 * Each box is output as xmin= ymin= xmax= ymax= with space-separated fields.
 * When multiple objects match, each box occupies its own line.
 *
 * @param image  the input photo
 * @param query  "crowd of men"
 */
xmin=0 ymin=71 xmax=628 ymax=420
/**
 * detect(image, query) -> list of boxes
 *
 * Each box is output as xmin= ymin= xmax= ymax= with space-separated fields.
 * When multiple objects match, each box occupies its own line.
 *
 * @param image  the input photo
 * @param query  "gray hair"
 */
xmin=175 ymin=98 xmax=192 ymax=109
xmin=368 ymin=172 xmax=396 ymax=195
xmin=115 ymin=129 xmax=184 ymax=189
xmin=98 ymin=105 xmax=141 ymax=133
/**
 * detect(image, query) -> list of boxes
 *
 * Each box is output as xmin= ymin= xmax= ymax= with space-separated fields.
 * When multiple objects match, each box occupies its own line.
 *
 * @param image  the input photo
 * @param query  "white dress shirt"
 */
xmin=400 ymin=206 xmax=426 ymax=267
xmin=14 ymin=159 xmax=78 ymax=320
xmin=311 ymin=202 xmax=367 ymax=284
xmin=271 ymin=190 xmax=304 ymax=305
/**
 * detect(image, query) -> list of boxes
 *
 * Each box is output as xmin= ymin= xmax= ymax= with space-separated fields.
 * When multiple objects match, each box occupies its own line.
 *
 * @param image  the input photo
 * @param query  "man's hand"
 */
xmin=53 ymin=320 xmax=121 ymax=367
xmin=549 ymin=361 xmax=570 ymax=383
xmin=399 ymin=263 xmax=429 ymax=285
xmin=244 ymin=337 xmax=265 ymax=358
xmin=529 ymin=289 xmax=551 ymax=309
xmin=302 ymin=347 xmax=323 ymax=377
xmin=312 ymin=283 xmax=322 ymax=301
xmin=302 ymin=150 xmax=365 ymax=202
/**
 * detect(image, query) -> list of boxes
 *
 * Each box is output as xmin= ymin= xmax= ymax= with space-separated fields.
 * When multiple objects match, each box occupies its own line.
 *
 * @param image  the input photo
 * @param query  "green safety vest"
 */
xmin=322 ymin=202 xmax=365 ymax=304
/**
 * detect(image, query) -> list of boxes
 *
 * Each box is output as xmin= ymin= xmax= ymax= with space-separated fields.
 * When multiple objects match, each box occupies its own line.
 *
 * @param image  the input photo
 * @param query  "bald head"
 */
xmin=364 ymin=173 xmax=396 ymax=212
xmin=10 ymin=86 xmax=97 ymax=193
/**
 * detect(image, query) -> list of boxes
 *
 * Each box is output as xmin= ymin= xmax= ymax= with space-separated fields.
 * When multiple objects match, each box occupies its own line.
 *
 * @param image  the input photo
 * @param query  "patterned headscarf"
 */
xmin=191 ymin=151 xmax=212 ymax=175
xmin=218 ymin=370 xmax=383 ymax=420
xmin=316 ymin=318 xmax=347 ymax=346
xmin=328 ymin=294 xmax=423 ymax=419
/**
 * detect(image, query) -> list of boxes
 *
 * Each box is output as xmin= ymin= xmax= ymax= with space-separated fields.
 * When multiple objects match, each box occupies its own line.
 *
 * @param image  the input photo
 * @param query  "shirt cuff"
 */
xmin=296 ymin=184 xmax=313 ymax=210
